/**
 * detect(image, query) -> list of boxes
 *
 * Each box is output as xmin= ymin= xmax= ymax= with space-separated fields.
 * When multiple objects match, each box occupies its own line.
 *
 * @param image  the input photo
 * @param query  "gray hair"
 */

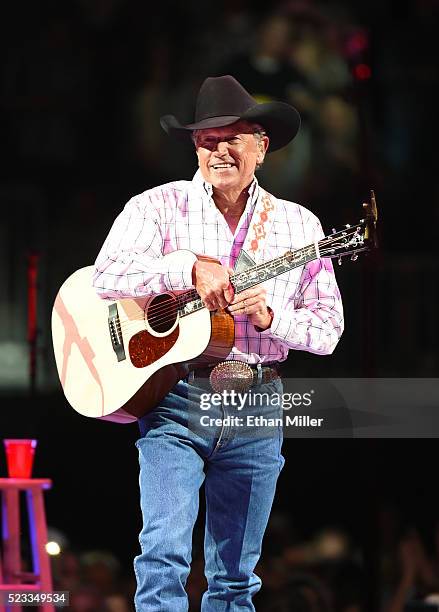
xmin=252 ymin=126 xmax=267 ymax=170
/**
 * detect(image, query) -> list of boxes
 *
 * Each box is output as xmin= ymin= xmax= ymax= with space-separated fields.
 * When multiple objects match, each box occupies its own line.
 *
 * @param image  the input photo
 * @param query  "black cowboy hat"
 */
xmin=160 ymin=75 xmax=301 ymax=152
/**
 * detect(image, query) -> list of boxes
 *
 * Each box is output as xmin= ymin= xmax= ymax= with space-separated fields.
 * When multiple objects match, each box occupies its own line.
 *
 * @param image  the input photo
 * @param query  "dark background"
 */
xmin=1 ymin=1 xmax=438 ymax=610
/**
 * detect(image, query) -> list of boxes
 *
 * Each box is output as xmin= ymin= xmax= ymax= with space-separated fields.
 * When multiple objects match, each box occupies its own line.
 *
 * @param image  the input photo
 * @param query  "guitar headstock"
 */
xmin=319 ymin=190 xmax=378 ymax=264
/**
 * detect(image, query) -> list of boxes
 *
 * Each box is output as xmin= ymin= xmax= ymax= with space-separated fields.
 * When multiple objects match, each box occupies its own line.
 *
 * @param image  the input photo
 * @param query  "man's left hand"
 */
xmin=227 ymin=286 xmax=273 ymax=330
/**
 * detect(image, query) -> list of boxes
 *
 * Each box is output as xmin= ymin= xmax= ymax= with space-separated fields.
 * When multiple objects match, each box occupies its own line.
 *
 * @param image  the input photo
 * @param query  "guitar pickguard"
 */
xmin=129 ymin=326 xmax=179 ymax=368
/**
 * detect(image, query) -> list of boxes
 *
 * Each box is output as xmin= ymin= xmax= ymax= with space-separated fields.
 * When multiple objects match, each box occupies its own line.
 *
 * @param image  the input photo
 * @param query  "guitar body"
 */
xmin=52 ymin=251 xmax=234 ymax=423
xmin=52 ymin=197 xmax=377 ymax=424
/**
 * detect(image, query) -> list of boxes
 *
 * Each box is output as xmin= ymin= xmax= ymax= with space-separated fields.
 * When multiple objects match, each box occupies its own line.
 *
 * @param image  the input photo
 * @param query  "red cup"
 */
xmin=3 ymin=439 xmax=37 ymax=478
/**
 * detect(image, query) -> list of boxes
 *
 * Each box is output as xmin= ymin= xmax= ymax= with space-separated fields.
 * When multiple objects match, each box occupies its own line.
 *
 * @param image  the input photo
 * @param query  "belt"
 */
xmin=188 ymin=360 xmax=282 ymax=393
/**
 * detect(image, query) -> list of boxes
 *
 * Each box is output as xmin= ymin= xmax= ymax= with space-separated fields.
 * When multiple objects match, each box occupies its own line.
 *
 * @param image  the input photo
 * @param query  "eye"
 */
xmin=227 ymin=137 xmax=240 ymax=145
xmin=198 ymin=138 xmax=216 ymax=149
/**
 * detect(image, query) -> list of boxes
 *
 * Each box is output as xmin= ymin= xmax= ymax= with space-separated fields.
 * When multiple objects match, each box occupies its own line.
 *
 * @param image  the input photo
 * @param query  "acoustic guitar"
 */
xmin=52 ymin=193 xmax=377 ymax=423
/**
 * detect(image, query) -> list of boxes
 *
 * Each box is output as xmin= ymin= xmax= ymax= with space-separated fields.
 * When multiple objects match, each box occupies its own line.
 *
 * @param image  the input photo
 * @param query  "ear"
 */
xmin=256 ymin=135 xmax=270 ymax=164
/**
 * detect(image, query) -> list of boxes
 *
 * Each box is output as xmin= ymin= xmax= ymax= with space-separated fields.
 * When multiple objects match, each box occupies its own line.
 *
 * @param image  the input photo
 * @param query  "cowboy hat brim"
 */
xmin=160 ymin=101 xmax=300 ymax=153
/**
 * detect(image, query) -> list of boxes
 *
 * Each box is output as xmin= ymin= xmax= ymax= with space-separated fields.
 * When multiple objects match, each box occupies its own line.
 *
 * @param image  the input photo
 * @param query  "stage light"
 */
xmin=346 ymin=31 xmax=369 ymax=56
xmin=45 ymin=541 xmax=61 ymax=556
xmin=354 ymin=64 xmax=372 ymax=80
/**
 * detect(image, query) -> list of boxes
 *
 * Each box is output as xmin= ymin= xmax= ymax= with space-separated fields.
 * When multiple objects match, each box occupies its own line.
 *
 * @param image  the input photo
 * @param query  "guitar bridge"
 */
xmin=108 ymin=303 xmax=126 ymax=362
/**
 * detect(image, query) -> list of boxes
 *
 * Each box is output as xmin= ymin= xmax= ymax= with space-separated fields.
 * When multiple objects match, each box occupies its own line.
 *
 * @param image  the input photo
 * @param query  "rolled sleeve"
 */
xmin=259 ymin=223 xmax=344 ymax=355
xmin=164 ymin=254 xmax=197 ymax=292
xmin=92 ymin=194 xmax=195 ymax=299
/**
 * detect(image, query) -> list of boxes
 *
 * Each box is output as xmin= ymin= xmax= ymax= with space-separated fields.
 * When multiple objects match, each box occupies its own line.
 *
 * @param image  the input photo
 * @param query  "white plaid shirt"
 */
xmin=93 ymin=171 xmax=344 ymax=363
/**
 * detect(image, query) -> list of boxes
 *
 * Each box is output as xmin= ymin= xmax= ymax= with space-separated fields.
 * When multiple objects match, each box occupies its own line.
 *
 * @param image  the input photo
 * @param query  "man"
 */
xmin=93 ymin=75 xmax=344 ymax=611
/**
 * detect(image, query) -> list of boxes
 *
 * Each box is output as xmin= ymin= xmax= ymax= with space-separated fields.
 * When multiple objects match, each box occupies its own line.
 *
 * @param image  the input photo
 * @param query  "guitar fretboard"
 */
xmin=232 ymin=244 xmax=318 ymax=293
xmin=176 ymin=243 xmax=318 ymax=317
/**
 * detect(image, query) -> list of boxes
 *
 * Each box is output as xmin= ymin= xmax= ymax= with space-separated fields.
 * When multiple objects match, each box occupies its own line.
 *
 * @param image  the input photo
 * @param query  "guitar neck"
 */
xmin=176 ymin=194 xmax=377 ymax=317
xmin=231 ymin=244 xmax=319 ymax=293
xmin=177 ymin=243 xmax=319 ymax=317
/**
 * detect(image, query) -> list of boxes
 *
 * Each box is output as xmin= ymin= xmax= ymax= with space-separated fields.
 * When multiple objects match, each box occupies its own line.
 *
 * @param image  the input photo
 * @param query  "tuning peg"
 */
xmin=351 ymin=254 xmax=358 ymax=262
xmin=345 ymin=224 xmax=351 ymax=228
xmin=332 ymin=228 xmax=337 ymax=234
xmin=338 ymin=256 xmax=342 ymax=266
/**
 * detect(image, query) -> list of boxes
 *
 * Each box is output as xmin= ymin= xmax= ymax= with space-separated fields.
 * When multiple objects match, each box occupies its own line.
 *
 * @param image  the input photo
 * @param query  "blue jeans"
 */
xmin=134 ymin=377 xmax=285 ymax=611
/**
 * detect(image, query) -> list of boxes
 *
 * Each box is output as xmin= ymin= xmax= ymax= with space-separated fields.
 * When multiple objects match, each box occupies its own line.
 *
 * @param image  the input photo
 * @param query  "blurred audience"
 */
xmin=46 ymin=506 xmax=439 ymax=611
xmin=383 ymin=528 xmax=439 ymax=612
xmin=52 ymin=547 xmax=135 ymax=611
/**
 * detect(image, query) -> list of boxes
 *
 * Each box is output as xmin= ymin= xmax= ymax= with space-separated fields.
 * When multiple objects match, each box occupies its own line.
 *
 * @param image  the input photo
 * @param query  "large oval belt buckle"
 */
xmin=209 ymin=361 xmax=254 ymax=394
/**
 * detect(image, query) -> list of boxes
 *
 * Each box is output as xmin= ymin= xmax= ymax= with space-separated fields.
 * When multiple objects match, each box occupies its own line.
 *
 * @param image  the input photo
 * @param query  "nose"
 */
xmin=215 ymin=140 xmax=229 ymax=155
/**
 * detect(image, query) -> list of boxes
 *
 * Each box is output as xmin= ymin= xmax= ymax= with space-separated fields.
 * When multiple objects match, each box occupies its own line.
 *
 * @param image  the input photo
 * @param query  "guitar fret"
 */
xmin=232 ymin=246 xmax=317 ymax=294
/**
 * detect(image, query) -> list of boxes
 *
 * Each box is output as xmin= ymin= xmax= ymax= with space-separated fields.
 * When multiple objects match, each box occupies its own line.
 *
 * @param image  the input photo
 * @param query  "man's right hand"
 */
xmin=192 ymin=260 xmax=234 ymax=311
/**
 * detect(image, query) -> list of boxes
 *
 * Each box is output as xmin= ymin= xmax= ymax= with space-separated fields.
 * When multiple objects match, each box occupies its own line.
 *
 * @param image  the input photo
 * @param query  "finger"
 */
xmin=228 ymin=297 xmax=248 ymax=312
xmin=217 ymin=295 xmax=229 ymax=309
xmin=213 ymin=288 xmax=229 ymax=309
xmin=224 ymin=275 xmax=235 ymax=302
xmin=231 ymin=286 xmax=265 ymax=304
xmin=247 ymin=286 xmax=266 ymax=299
xmin=230 ymin=294 xmax=250 ymax=306
xmin=203 ymin=297 xmax=217 ymax=311
xmin=228 ymin=301 xmax=248 ymax=313
xmin=227 ymin=302 xmax=244 ymax=314
xmin=221 ymin=278 xmax=235 ymax=304
xmin=231 ymin=294 xmax=264 ymax=310
xmin=224 ymin=286 xmax=234 ymax=303
xmin=229 ymin=301 xmax=259 ymax=315
xmin=231 ymin=292 xmax=247 ymax=304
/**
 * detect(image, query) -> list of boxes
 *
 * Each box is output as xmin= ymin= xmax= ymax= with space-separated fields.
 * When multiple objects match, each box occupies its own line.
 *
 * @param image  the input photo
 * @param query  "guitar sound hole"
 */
xmin=146 ymin=294 xmax=178 ymax=333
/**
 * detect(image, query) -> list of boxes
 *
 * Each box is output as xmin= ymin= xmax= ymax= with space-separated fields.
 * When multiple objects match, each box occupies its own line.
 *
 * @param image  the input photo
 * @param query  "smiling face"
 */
xmin=194 ymin=121 xmax=269 ymax=198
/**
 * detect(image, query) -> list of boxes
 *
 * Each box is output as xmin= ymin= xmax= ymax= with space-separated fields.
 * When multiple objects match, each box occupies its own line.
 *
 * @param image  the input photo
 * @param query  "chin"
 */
xmin=210 ymin=176 xmax=237 ymax=190
xmin=212 ymin=177 xmax=240 ymax=189
xmin=208 ymin=176 xmax=234 ymax=189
